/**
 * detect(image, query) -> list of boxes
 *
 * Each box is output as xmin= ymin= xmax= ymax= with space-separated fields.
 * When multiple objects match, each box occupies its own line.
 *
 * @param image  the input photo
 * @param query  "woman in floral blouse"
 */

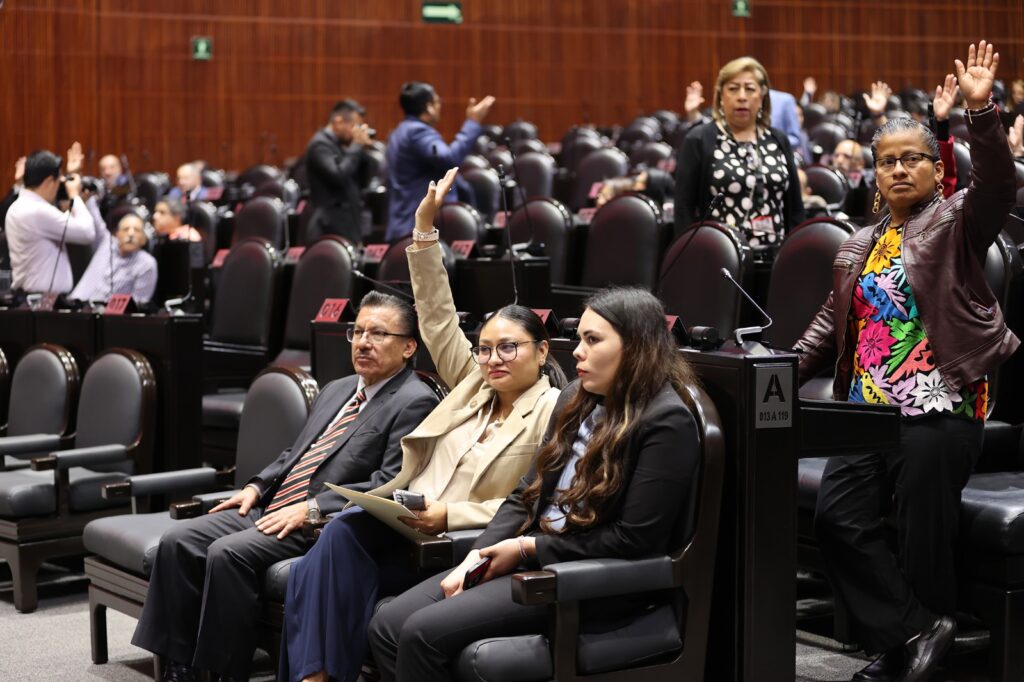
xmin=794 ymin=42 xmax=1018 ymax=682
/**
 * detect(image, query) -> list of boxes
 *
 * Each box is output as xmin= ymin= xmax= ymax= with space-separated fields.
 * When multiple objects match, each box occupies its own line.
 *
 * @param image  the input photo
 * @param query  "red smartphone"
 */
xmin=462 ymin=556 xmax=492 ymax=590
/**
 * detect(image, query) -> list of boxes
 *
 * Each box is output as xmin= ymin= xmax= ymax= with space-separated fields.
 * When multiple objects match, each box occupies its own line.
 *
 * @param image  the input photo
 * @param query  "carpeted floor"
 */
xmin=0 ymin=562 xmax=993 ymax=681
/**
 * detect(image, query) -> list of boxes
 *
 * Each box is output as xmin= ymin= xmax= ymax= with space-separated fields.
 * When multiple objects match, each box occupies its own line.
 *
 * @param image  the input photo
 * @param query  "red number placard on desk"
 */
xmin=450 ymin=240 xmax=477 ymax=259
xmin=363 ymin=243 xmax=389 ymax=264
xmin=105 ymin=294 xmax=136 ymax=315
xmin=315 ymin=298 xmax=352 ymax=323
xmin=492 ymin=212 xmax=507 ymax=229
xmin=211 ymin=248 xmax=229 ymax=268
xmin=286 ymin=246 xmax=306 ymax=263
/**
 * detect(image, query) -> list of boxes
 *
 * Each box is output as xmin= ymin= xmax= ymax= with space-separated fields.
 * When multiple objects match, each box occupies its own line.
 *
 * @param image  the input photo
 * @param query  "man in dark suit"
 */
xmin=132 ymin=291 xmax=440 ymax=681
xmin=305 ymin=99 xmax=373 ymax=245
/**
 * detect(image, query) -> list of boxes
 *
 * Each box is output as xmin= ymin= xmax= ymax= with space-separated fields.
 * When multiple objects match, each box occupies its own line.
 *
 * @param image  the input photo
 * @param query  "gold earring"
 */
xmin=872 ymin=191 xmax=881 ymax=214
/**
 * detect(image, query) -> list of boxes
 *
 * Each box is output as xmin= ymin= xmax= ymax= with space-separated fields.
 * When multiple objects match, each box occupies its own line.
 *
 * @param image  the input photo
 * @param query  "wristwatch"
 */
xmin=306 ymin=499 xmax=323 ymax=523
xmin=412 ymin=228 xmax=440 ymax=242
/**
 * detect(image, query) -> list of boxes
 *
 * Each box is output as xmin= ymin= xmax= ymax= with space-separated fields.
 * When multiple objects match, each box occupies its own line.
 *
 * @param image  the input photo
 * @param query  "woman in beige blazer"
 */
xmin=281 ymin=168 xmax=565 ymax=682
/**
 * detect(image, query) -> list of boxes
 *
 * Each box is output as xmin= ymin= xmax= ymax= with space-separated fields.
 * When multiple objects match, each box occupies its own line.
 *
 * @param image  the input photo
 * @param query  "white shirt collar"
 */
xmin=357 ymin=365 xmax=405 ymax=403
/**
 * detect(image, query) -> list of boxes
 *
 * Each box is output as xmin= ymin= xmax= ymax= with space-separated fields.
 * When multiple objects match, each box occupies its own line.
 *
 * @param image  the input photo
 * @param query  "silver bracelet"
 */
xmin=517 ymin=535 xmax=529 ymax=562
xmin=412 ymin=228 xmax=440 ymax=242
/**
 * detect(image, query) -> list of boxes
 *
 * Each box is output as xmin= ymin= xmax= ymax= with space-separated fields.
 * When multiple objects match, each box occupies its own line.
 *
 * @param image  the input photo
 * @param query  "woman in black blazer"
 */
xmin=674 ymin=56 xmax=805 ymax=244
xmin=367 ymin=287 xmax=703 ymax=682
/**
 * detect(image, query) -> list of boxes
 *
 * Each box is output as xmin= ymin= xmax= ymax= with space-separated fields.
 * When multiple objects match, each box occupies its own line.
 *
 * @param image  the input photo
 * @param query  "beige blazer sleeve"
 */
xmin=407 ymin=243 xmax=477 ymax=389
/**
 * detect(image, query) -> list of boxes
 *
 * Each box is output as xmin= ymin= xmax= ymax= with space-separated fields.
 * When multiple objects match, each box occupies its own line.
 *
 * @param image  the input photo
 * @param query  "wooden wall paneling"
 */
xmin=2 ymin=0 xmax=1023 ymax=181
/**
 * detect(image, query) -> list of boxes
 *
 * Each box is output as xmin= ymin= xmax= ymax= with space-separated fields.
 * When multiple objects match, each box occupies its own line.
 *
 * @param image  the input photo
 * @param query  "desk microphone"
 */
xmin=47 ymin=199 xmax=75 ymax=295
xmin=494 ymin=164 xmax=519 ymax=305
xmin=500 ymin=136 xmax=539 ymax=253
xmin=719 ymin=267 xmax=776 ymax=347
xmin=352 ymin=268 xmax=414 ymax=301
xmin=120 ymin=154 xmax=138 ymax=200
xmin=656 ymin=192 xmax=725 ymax=289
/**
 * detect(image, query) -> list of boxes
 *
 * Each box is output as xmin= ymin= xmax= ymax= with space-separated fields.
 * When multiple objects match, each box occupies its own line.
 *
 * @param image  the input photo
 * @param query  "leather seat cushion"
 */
xmin=202 ymin=391 xmax=247 ymax=429
xmin=961 ymin=472 xmax=1024 ymax=555
xmin=457 ymin=635 xmax=553 ymax=682
xmin=456 ymin=603 xmax=681 ymax=680
xmin=0 ymin=467 xmax=130 ymax=517
xmin=84 ymin=512 xmax=177 ymax=577
xmin=797 ymin=457 xmax=829 ymax=512
xmin=264 ymin=556 xmax=302 ymax=601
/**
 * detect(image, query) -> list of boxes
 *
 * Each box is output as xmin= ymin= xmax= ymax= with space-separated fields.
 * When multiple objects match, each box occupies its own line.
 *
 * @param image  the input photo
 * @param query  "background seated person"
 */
xmin=153 ymin=197 xmax=202 ymax=242
xmin=69 ymin=212 xmax=158 ymax=304
xmin=594 ymin=168 xmax=675 ymax=209
xmin=5 ymin=143 xmax=97 ymax=294
xmin=131 ymin=292 xmax=440 ymax=682
xmin=280 ymin=168 xmax=566 ymax=682
xmin=166 ymin=162 xmax=209 ymax=202
xmin=368 ymin=287 xmax=703 ymax=682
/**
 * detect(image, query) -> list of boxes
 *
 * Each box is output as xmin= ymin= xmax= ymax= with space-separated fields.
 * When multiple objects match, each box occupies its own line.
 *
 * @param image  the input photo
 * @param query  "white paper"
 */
xmin=325 ymin=483 xmax=437 ymax=542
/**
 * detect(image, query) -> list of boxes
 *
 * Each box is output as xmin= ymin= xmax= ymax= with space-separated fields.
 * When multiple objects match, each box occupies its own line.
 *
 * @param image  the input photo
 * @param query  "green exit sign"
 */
xmin=732 ymin=0 xmax=751 ymax=17
xmin=422 ymin=2 xmax=462 ymax=24
xmin=191 ymin=36 xmax=213 ymax=61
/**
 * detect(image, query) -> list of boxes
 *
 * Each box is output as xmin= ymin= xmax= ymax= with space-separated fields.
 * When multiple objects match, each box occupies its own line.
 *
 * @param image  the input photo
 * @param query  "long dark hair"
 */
xmin=483 ymin=305 xmax=567 ymax=389
xmin=519 ymin=287 xmax=698 ymax=533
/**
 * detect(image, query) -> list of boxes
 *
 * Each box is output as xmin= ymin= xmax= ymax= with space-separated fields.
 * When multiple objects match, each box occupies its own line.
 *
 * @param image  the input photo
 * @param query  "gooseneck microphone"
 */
xmin=494 ymin=164 xmax=519 ymax=306
xmin=352 ymin=268 xmax=415 ymax=302
xmin=47 ymin=199 xmax=74 ymax=294
xmin=719 ymin=267 xmax=773 ymax=344
xmin=656 ymin=192 xmax=725 ymax=289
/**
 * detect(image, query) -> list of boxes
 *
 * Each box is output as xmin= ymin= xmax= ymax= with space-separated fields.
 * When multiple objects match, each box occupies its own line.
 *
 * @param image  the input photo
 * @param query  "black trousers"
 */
xmin=131 ymin=507 xmax=309 ymax=679
xmin=813 ymin=414 xmax=983 ymax=654
xmin=368 ymin=568 xmax=549 ymax=682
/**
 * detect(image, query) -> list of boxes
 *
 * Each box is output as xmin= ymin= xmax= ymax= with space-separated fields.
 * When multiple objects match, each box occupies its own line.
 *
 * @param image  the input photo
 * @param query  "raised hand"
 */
xmin=863 ymin=81 xmax=892 ymax=116
xmin=955 ymin=41 xmax=999 ymax=109
xmin=684 ymin=81 xmax=705 ymax=120
xmin=413 ymin=167 xmax=458 ymax=237
xmin=1009 ymin=115 xmax=1024 ymax=158
xmin=466 ymin=95 xmax=495 ymax=123
xmin=932 ymin=74 xmax=959 ymax=122
xmin=14 ymin=156 xmax=25 ymax=185
xmin=803 ymin=76 xmax=818 ymax=97
xmin=66 ymin=141 xmax=84 ymax=175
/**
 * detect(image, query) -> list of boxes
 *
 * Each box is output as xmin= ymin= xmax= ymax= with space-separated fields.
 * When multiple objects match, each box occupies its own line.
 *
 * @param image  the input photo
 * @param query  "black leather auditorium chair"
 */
xmin=657 ymin=220 xmax=751 ymax=340
xmin=569 ymin=147 xmax=629 ymax=212
xmin=82 ymin=365 xmax=317 ymax=673
xmin=513 ymin=151 xmax=556 ymax=202
xmin=507 ymin=198 xmax=576 ymax=286
xmin=0 ymin=348 xmax=156 ymax=612
xmin=580 ymin=193 xmax=666 ymax=290
xmin=461 ymin=168 xmax=502 ymax=224
xmin=232 ymin=196 xmax=289 ymax=251
xmin=448 ymin=383 xmax=724 ymax=681
xmin=434 ymin=202 xmax=486 ymax=246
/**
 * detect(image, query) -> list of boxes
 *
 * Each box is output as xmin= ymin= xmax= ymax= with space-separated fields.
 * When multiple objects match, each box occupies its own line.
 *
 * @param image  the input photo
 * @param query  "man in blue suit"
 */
xmin=770 ymin=88 xmax=812 ymax=164
xmin=384 ymin=81 xmax=494 ymax=241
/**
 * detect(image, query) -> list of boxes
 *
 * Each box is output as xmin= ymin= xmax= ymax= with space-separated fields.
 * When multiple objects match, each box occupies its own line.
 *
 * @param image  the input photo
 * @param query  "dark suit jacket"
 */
xmin=473 ymin=380 xmax=701 ymax=566
xmin=305 ymin=127 xmax=366 ymax=243
xmin=249 ymin=366 xmax=439 ymax=515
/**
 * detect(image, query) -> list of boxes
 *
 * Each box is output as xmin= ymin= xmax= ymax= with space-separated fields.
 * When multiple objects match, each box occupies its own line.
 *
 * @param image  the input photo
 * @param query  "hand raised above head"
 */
xmin=466 ymin=95 xmax=495 ymax=123
xmin=14 ymin=156 xmax=26 ymax=185
xmin=955 ymin=40 xmax=1000 ymax=109
xmin=863 ymin=81 xmax=892 ymax=116
xmin=933 ymin=74 xmax=959 ymax=123
xmin=413 ymin=168 xmax=458 ymax=234
xmin=66 ymin=141 xmax=84 ymax=175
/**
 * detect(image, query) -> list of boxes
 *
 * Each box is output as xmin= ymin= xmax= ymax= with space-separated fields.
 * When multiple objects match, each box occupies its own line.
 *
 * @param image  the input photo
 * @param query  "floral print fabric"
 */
xmin=848 ymin=225 xmax=988 ymax=420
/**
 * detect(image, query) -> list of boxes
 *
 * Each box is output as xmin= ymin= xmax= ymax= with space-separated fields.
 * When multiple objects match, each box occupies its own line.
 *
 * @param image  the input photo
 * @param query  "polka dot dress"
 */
xmin=708 ymin=125 xmax=790 ymax=244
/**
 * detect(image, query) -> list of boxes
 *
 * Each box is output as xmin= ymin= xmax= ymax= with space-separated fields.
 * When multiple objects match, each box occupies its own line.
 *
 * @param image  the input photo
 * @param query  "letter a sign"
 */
xmin=754 ymin=364 xmax=792 ymax=429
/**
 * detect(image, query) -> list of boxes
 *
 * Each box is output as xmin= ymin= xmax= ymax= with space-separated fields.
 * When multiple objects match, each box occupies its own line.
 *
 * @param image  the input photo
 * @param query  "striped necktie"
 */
xmin=265 ymin=389 xmax=366 ymax=512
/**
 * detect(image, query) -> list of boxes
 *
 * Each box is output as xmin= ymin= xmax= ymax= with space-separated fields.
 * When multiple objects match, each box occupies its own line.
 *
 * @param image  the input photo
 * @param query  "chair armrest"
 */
xmin=414 ymin=529 xmax=484 ymax=570
xmin=0 ymin=434 xmax=61 ymax=457
xmin=511 ymin=555 xmax=677 ymax=605
xmin=102 ymin=467 xmax=219 ymax=501
xmin=31 ymin=444 xmax=128 ymax=471
xmin=169 ymin=489 xmax=242 ymax=519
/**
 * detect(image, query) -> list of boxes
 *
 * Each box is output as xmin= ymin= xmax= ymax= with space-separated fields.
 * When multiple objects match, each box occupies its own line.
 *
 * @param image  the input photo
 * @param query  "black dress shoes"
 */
xmin=898 ymin=616 xmax=956 ymax=682
xmin=852 ymin=647 xmax=907 ymax=681
xmin=163 ymin=660 xmax=199 ymax=682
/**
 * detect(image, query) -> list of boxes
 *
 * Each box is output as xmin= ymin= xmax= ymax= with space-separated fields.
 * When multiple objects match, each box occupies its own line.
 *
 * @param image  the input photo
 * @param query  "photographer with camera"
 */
xmin=5 ymin=142 xmax=98 ymax=294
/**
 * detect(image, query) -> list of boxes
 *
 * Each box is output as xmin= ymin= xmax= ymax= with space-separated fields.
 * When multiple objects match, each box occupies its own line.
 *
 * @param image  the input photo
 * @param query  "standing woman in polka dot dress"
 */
xmin=674 ymin=57 xmax=805 ymax=245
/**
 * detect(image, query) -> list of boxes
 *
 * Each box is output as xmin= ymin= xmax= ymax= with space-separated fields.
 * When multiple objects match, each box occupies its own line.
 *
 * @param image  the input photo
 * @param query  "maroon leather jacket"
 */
xmin=795 ymin=104 xmax=1019 ymax=398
